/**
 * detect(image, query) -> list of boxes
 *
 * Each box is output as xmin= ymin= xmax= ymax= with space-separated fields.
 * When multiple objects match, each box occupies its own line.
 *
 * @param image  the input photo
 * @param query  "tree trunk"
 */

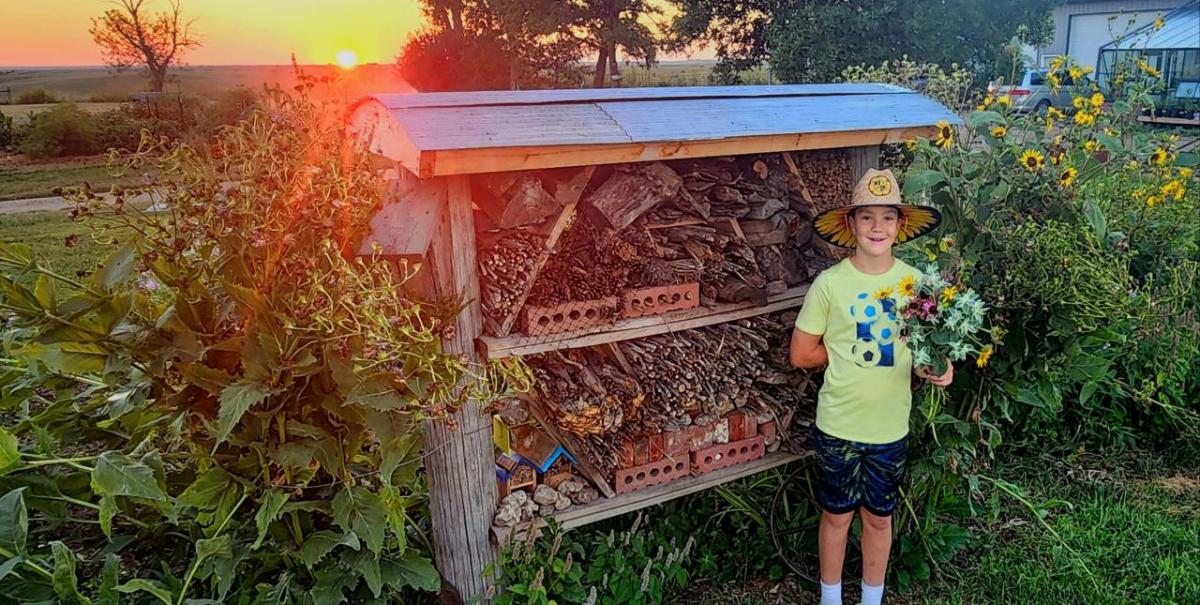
xmin=593 ymin=45 xmax=609 ymax=88
xmin=149 ymin=65 xmax=166 ymax=93
xmin=608 ymin=44 xmax=622 ymax=87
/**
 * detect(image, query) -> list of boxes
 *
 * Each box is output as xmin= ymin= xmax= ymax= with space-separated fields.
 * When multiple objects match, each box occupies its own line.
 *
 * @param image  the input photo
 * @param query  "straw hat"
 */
xmin=813 ymin=168 xmax=942 ymax=248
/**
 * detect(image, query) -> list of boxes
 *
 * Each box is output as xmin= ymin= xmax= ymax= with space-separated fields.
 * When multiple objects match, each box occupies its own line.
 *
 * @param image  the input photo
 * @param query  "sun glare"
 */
xmin=335 ymin=49 xmax=358 ymax=69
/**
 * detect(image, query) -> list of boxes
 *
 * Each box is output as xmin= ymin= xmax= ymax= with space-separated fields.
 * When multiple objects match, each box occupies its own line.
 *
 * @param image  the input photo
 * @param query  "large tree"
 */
xmin=669 ymin=0 xmax=1057 ymax=84
xmin=90 ymin=0 xmax=200 ymax=93
xmin=398 ymin=0 xmax=665 ymax=92
xmin=579 ymin=0 xmax=662 ymax=88
xmin=398 ymin=0 xmax=584 ymax=92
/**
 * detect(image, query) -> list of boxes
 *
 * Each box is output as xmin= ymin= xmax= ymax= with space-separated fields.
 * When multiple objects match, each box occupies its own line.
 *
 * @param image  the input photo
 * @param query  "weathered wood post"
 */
xmin=422 ymin=173 xmax=497 ymax=602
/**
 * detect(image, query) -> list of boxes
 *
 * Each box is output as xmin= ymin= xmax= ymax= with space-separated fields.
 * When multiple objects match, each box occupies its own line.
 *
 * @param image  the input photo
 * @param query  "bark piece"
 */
xmin=585 ymin=162 xmax=683 ymax=231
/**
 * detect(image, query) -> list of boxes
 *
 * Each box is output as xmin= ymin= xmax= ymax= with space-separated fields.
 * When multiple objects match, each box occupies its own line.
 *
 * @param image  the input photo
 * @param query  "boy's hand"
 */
xmin=916 ymin=363 xmax=954 ymax=387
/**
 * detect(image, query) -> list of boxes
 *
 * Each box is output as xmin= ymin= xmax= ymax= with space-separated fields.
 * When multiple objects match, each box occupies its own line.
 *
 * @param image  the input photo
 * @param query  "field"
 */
xmin=0 ymin=102 xmax=124 ymax=124
xmin=0 ymin=63 xmax=415 ymax=103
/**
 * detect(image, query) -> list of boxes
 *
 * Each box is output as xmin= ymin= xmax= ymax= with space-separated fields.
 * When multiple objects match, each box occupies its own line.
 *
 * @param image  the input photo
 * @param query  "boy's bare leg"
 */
xmin=859 ymin=508 xmax=893 ymax=586
xmin=818 ymin=510 xmax=854 ymax=583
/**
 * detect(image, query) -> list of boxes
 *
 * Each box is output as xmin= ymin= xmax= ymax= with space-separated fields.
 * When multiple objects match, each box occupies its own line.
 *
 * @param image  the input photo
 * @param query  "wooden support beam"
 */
xmin=846 ymin=145 xmax=881 ymax=187
xmin=426 ymin=127 xmax=935 ymax=177
xmin=424 ymin=175 xmax=496 ymax=603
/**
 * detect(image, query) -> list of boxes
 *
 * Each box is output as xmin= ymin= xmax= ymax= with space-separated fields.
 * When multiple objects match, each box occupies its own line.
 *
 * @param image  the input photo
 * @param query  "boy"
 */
xmin=790 ymin=168 xmax=953 ymax=605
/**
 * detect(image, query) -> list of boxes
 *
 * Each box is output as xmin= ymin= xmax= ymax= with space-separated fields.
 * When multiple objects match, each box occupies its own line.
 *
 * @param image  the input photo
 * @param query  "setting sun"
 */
xmin=335 ymin=49 xmax=358 ymax=69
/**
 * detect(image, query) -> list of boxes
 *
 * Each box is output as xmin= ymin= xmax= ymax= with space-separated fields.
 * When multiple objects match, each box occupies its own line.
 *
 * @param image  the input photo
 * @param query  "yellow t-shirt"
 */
xmin=794 ymin=257 xmax=921 ymax=444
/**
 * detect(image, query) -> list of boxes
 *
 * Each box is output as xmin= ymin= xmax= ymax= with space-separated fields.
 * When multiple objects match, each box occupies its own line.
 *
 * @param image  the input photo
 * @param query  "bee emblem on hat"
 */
xmin=868 ymin=175 xmax=892 ymax=197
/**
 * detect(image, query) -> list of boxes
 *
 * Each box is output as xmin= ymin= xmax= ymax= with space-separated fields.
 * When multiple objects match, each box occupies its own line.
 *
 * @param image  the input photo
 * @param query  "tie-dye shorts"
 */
xmin=813 ymin=428 xmax=908 ymax=517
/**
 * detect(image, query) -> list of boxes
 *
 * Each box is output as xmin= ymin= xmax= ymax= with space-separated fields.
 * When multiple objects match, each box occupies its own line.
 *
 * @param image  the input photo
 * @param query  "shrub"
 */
xmin=17 ymin=103 xmax=99 ymax=158
xmin=0 ymin=81 xmax=525 ymax=601
xmin=15 ymin=88 xmax=59 ymax=104
xmin=0 ymin=113 xmax=16 ymax=150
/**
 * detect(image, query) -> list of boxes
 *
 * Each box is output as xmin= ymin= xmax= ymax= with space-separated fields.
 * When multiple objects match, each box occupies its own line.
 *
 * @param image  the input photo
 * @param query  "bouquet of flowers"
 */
xmin=894 ymin=264 xmax=992 ymax=378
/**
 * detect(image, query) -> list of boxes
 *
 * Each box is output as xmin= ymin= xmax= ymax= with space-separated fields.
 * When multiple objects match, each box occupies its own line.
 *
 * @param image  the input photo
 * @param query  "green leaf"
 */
xmin=97 ymin=554 xmax=121 ymax=605
xmin=299 ymin=530 xmax=361 ymax=568
xmin=0 ymin=427 xmax=20 ymax=476
xmin=0 ymin=555 xmax=23 ymax=580
xmin=967 ymin=110 xmax=1004 ymax=130
xmin=252 ymin=491 xmax=290 ymax=550
xmin=177 ymin=467 xmax=232 ymax=511
xmin=33 ymin=274 xmax=55 ymax=310
xmin=93 ymin=242 xmax=138 ymax=293
xmin=381 ymin=552 xmax=440 ymax=592
xmin=195 ymin=535 xmax=232 ymax=567
xmin=91 ymin=452 xmax=167 ymax=501
xmin=347 ymin=550 xmax=384 ymax=597
xmin=344 ymin=373 xmax=405 ymax=411
xmin=1094 ymin=132 xmax=1123 ymax=153
xmin=51 ymin=541 xmax=92 ymax=604
xmin=15 ymin=342 xmax=108 ymax=374
xmin=116 ymin=579 xmax=174 ymax=605
xmin=1082 ymin=200 xmax=1108 ymax=245
xmin=99 ymin=495 xmax=118 ymax=538
xmin=215 ymin=380 xmax=271 ymax=447
xmin=902 ymin=169 xmax=946 ymax=195
xmin=0 ymin=487 xmax=28 ymax=555
xmin=990 ymin=179 xmax=1010 ymax=201
xmin=381 ymin=431 xmax=422 ymax=487
xmin=332 ymin=487 xmax=387 ymax=555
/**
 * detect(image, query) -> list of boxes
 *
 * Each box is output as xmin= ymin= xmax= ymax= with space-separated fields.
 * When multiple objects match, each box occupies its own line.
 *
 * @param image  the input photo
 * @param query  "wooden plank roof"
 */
xmin=348 ymin=84 xmax=959 ymax=177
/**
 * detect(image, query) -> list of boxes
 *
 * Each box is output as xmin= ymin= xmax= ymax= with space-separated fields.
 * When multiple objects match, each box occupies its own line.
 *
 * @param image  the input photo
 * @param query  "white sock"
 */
xmin=819 ymin=580 xmax=842 ymax=605
xmin=860 ymin=581 xmax=885 ymax=605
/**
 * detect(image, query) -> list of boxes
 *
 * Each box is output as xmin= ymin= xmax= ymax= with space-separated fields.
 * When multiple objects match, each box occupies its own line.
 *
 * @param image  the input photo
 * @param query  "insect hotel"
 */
xmin=348 ymin=84 xmax=957 ymax=601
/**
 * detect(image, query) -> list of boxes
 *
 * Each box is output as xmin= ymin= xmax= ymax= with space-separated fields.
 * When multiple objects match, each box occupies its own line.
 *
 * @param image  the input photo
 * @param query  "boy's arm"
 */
xmin=790 ymin=328 xmax=828 ymax=369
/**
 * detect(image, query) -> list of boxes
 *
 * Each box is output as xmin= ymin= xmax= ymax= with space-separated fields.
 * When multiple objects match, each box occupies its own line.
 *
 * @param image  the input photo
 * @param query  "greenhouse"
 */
xmin=1096 ymin=0 xmax=1200 ymax=115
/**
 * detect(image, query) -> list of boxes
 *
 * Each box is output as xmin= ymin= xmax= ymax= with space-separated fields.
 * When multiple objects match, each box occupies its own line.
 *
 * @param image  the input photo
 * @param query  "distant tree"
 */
xmin=90 ymin=0 xmax=200 ymax=93
xmin=669 ymin=0 xmax=1057 ymax=84
xmin=399 ymin=0 xmax=583 ymax=91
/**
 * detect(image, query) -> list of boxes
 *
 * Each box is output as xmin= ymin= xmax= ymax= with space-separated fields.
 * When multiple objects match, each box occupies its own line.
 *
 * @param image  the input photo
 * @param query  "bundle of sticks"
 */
xmin=479 ymin=231 xmax=543 ymax=327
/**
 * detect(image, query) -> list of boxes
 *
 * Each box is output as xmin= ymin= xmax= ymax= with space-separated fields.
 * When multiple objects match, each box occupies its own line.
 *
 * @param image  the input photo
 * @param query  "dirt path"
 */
xmin=0 ymin=190 xmax=161 ymax=216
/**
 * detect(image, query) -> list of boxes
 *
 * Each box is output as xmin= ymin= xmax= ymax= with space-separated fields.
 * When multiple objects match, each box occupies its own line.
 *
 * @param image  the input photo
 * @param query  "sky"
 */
xmin=0 ymin=0 xmax=707 ymax=68
xmin=0 ymin=0 xmax=428 ymax=66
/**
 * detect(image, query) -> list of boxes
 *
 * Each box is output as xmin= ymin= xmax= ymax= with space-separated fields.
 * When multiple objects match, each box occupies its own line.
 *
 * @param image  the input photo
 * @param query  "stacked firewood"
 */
xmin=479 ymin=232 xmax=544 ymax=327
xmin=524 ymin=311 xmax=820 ymax=481
xmin=476 ymin=151 xmax=848 ymax=337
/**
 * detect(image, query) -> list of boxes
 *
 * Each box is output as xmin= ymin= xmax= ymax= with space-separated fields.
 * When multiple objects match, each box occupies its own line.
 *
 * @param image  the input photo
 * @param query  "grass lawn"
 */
xmin=0 ymin=161 xmax=121 ymax=201
xmin=689 ymin=451 xmax=1199 ymax=605
xmin=0 ymin=210 xmax=108 ymax=278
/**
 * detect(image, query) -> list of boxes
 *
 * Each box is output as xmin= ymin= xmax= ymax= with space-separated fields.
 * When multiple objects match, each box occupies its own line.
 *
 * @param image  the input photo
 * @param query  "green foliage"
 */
xmin=668 ymin=0 xmax=1056 ymax=84
xmin=891 ymin=45 xmax=1200 ymax=586
xmin=0 ymin=80 xmax=523 ymax=601
xmin=487 ymin=515 xmax=691 ymax=604
xmin=0 ymin=113 xmax=17 ymax=150
xmin=18 ymin=104 xmax=100 ymax=159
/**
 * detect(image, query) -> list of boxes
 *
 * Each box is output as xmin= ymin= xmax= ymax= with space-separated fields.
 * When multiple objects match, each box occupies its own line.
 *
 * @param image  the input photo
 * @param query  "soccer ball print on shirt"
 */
xmin=848 ymin=292 xmax=899 ymax=368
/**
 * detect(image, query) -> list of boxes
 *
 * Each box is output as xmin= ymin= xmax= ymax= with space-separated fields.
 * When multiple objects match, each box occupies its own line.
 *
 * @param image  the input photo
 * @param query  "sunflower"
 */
xmin=874 ymin=286 xmax=895 ymax=300
xmin=898 ymin=275 xmax=916 ymax=297
xmin=1083 ymin=139 xmax=1100 ymax=152
xmin=1018 ymin=149 xmax=1045 ymax=172
xmin=1074 ymin=111 xmax=1095 ymax=126
xmin=1138 ymin=59 xmax=1161 ymax=78
xmin=1180 ymin=167 xmax=1194 ymax=179
xmin=1047 ymin=73 xmax=1061 ymax=90
xmin=1146 ymin=195 xmax=1162 ymax=208
xmin=1047 ymin=107 xmax=1065 ymax=121
xmin=1161 ymin=180 xmax=1185 ymax=201
xmin=1072 ymin=96 xmax=1087 ymax=110
xmin=1059 ymin=166 xmax=1078 ymax=187
xmin=1150 ymin=148 xmax=1169 ymax=165
xmin=940 ymin=285 xmax=959 ymax=305
xmin=1069 ymin=66 xmax=1083 ymax=80
xmin=1090 ymin=92 xmax=1105 ymax=108
xmin=905 ymin=138 xmax=918 ymax=151
xmin=1154 ymin=15 xmax=1164 ymax=29
xmin=934 ymin=120 xmax=954 ymax=149
xmin=991 ymin=125 xmax=1007 ymax=138
xmin=976 ymin=345 xmax=994 ymax=368
xmin=996 ymin=96 xmax=1012 ymax=107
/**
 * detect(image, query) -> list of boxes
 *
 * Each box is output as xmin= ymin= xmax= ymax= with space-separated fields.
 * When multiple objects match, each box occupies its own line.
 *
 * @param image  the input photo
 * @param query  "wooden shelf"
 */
xmin=479 ymin=285 xmax=810 ymax=358
xmin=491 ymin=449 xmax=810 ymax=544
xmin=1137 ymin=115 xmax=1200 ymax=126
